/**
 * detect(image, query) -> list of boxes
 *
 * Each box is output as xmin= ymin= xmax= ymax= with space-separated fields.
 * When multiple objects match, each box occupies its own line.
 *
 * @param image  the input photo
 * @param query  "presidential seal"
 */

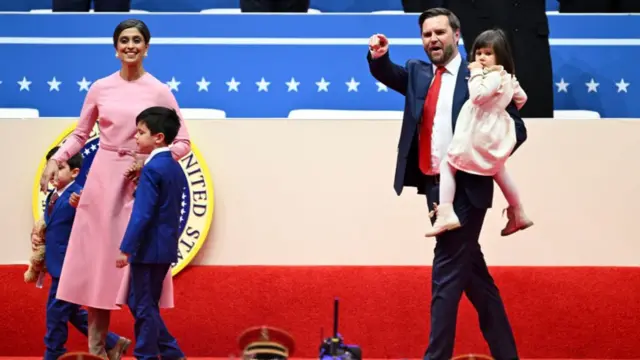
xmin=32 ymin=122 xmax=214 ymax=276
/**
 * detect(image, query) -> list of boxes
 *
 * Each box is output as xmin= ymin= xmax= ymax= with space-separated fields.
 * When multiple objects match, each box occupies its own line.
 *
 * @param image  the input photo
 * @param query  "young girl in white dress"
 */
xmin=425 ymin=28 xmax=534 ymax=238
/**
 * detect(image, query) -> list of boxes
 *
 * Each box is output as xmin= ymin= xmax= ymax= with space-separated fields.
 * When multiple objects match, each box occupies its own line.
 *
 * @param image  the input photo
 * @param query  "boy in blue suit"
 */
xmin=40 ymin=146 xmax=131 ymax=360
xmin=116 ymin=106 xmax=186 ymax=360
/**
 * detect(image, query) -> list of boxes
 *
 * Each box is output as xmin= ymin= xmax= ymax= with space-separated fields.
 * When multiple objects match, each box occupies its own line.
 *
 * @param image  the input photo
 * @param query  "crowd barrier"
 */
xmin=0 ymin=14 xmax=638 ymax=118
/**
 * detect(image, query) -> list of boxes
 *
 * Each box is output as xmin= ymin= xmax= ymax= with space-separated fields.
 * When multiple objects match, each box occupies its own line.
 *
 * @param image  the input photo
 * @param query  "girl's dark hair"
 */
xmin=469 ymin=28 xmax=515 ymax=74
xmin=112 ymin=19 xmax=151 ymax=47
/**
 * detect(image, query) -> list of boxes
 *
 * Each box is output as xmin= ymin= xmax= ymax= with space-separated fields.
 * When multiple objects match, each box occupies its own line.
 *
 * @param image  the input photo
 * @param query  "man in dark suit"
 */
xmin=117 ymin=106 xmax=186 ymax=360
xmin=367 ymin=8 xmax=524 ymax=360
xmin=52 ymin=0 xmax=130 ymax=12
xmin=402 ymin=0 xmax=553 ymax=119
xmin=39 ymin=147 xmax=130 ymax=360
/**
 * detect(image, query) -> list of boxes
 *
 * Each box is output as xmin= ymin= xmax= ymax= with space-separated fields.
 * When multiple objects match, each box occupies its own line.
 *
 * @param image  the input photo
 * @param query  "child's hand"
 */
xmin=468 ymin=61 xmax=483 ymax=70
xmin=486 ymin=65 xmax=504 ymax=73
xmin=115 ymin=252 xmax=129 ymax=268
xmin=30 ymin=221 xmax=45 ymax=250
xmin=69 ymin=190 xmax=82 ymax=208
xmin=31 ymin=233 xmax=44 ymax=251
xmin=124 ymin=159 xmax=143 ymax=184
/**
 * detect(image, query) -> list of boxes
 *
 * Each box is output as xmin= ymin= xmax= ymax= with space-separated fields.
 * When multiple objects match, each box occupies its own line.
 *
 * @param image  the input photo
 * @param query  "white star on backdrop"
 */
xmin=196 ymin=77 xmax=210 ymax=92
xmin=77 ymin=77 xmax=91 ymax=92
xmin=4 ymin=74 xmax=634 ymax=99
xmin=346 ymin=77 xmax=360 ymax=92
xmin=615 ymin=79 xmax=630 ymax=93
xmin=82 ymin=142 xmax=99 ymax=157
xmin=585 ymin=78 xmax=599 ymax=93
xmin=256 ymin=77 xmax=270 ymax=92
xmin=555 ymin=78 xmax=569 ymax=93
xmin=18 ymin=77 xmax=31 ymax=91
xmin=286 ymin=77 xmax=300 ymax=92
xmin=180 ymin=190 xmax=187 ymax=223
xmin=166 ymin=77 xmax=180 ymax=92
xmin=48 ymin=77 xmax=61 ymax=92
xmin=226 ymin=77 xmax=240 ymax=92
xmin=316 ymin=77 xmax=330 ymax=92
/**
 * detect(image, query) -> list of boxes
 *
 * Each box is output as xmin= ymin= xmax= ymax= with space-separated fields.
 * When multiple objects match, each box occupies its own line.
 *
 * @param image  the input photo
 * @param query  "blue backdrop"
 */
xmin=0 ymin=13 xmax=636 ymax=118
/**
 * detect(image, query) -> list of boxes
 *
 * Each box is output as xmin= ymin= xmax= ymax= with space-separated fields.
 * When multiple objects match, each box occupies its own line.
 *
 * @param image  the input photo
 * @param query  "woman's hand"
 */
xmin=39 ymin=159 xmax=59 ymax=193
xmin=124 ymin=158 xmax=144 ymax=184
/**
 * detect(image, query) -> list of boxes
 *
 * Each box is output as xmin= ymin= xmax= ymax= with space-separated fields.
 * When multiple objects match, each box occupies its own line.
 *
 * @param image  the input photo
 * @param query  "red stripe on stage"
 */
xmin=1 ymin=265 xmax=638 ymax=358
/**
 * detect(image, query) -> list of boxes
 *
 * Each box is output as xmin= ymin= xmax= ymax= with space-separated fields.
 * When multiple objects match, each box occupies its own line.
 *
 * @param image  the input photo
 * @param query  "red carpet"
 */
xmin=1 ymin=265 xmax=639 ymax=359
xmin=2 ymin=358 xmax=632 ymax=360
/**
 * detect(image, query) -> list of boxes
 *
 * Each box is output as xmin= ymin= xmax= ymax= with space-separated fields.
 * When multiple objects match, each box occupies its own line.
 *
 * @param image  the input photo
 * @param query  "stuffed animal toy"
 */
xmin=24 ymin=218 xmax=46 ymax=283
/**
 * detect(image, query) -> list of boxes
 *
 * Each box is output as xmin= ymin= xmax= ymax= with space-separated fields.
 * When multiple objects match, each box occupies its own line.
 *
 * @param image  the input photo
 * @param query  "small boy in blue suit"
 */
xmin=116 ymin=106 xmax=186 ymax=360
xmin=41 ymin=146 xmax=131 ymax=360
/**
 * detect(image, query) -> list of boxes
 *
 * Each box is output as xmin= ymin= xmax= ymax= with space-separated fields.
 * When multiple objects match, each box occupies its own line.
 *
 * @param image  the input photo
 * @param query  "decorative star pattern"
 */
xmin=551 ymin=77 xmax=630 ymax=94
xmin=179 ymin=188 xmax=188 ymax=225
xmin=0 ymin=76 xmax=630 ymax=94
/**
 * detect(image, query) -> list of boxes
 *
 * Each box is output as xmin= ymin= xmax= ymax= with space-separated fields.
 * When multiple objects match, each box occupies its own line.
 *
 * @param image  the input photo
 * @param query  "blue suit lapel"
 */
xmin=451 ymin=61 xmax=470 ymax=132
xmin=48 ymin=191 xmax=67 ymax=221
xmin=48 ymin=183 xmax=78 ymax=221
xmin=44 ymin=191 xmax=53 ymax=224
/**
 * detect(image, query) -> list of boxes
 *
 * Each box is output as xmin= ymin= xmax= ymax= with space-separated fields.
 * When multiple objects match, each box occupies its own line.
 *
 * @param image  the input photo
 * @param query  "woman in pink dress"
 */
xmin=38 ymin=19 xmax=191 ymax=359
xmin=425 ymin=29 xmax=533 ymax=238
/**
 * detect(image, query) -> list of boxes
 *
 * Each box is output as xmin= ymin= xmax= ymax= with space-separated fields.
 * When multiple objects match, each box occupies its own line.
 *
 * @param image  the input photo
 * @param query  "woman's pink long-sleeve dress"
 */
xmin=52 ymin=72 xmax=191 ymax=310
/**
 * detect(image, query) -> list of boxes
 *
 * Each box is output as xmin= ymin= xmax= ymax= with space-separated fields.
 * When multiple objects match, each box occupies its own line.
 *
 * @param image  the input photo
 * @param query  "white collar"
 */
xmin=432 ymin=51 xmax=462 ymax=77
xmin=144 ymin=147 xmax=171 ymax=165
xmin=56 ymin=181 xmax=75 ymax=196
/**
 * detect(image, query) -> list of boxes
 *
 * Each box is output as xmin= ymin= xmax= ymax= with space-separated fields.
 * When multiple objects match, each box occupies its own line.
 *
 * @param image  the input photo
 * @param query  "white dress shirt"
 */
xmin=427 ymin=52 xmax=461 ymax=174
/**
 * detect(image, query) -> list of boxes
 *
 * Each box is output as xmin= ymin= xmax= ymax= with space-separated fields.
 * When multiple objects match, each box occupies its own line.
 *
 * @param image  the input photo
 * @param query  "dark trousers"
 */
xmin=44 ymin=277 xmax=120 ymax=360
xmin=127 ymin=263 xmax=183 ymax=360
xmin=401 ymin=0 xmax=434 ymax=12
xmin=52 ymin=0 xmax=130 ymax=12
xmin=559 ymin=0 xmax=640 ymax=12
xmin=423 ymin=182 xmax=518 ymax=360
xmin=240 ymin=0 xmax=310 ymax=12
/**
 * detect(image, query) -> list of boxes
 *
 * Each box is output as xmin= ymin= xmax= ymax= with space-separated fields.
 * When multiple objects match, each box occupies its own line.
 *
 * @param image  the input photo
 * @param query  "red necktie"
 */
xmin=419 ymin=66 xmax=446 ymax=175
xmin=47 ymin=192 xmax=59 ymax=215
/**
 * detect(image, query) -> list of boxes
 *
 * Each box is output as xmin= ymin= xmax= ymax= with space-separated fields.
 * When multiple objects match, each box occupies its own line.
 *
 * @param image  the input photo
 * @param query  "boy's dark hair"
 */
xmin=136 ymin=106 xmax=181 ymax=145
xmin=418 ymin=7 xmax=461 ymax=32
xmin=46 ymin=146 xmax=83 ymax=170
xmin=469 ymin=28 xmax=516 ymax=75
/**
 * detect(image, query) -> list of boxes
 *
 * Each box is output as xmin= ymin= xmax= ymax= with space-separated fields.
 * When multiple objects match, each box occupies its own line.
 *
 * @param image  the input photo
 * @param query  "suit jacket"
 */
xmin=367 ymin=51 xmax=527 ymax=209
xmin=44 ymin=181 xmax=82 ymax=278
xmin=120 ymin=151 xmax=185 ymax=264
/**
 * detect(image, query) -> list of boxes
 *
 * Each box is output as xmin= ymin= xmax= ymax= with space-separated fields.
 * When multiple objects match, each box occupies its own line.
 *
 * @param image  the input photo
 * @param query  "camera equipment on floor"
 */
xmin=318 ymin=298 xmax=362 ymax=360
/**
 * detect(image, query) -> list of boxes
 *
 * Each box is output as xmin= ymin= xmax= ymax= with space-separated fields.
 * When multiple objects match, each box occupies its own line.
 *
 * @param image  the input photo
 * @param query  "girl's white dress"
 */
xmin=447 ymin=67 xmax=527 ymax=175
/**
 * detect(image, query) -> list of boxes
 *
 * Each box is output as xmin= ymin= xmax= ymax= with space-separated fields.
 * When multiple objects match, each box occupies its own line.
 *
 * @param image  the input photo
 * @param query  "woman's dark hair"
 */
xmin=469 ymin=28 xmax=515 ymax=74
xmin=112 ymin=19 xmax=151 ymax=47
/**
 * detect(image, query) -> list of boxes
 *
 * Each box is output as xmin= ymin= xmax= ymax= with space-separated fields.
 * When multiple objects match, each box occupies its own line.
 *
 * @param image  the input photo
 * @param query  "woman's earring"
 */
xmin=144 ymin=52 xmax=148 ymax=57
xmin=115 ymin=52 xmax=118 ymax=58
